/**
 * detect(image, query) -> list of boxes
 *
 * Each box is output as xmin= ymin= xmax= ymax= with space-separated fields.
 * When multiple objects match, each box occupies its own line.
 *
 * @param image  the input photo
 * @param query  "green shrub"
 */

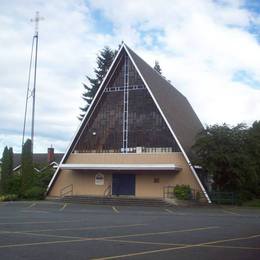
xmin=23 ymin=186 xmax=45 ymax=200
xmin=6 ymin=174 xmax=22 ymax=196
xmin=174 ymin=185 xmax=192 ymax=200
xmin=0 ymin=194 xmax=18 ymax=201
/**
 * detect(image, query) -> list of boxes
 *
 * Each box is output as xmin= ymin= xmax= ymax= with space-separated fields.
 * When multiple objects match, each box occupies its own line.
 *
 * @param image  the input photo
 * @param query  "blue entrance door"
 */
xmin=112 ymin=174 xmax=135 ymax=196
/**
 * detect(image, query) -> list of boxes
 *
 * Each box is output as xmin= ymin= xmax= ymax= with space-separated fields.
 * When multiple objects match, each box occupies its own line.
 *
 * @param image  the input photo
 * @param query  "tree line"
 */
xmin=0 ymin=139 xmax=54 ymax=200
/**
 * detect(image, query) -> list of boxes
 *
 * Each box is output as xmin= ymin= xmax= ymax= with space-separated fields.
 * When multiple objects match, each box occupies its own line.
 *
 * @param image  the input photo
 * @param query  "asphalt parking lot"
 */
xmin=0 ymin=201 xmax=259 ymax=259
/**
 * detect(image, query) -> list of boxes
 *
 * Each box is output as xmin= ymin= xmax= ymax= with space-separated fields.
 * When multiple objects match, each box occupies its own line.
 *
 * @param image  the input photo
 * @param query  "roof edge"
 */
xmin=46 ymin=44 xmax=126 ymax=194
xmin=124 ymin=44 xmax=211 ymax=203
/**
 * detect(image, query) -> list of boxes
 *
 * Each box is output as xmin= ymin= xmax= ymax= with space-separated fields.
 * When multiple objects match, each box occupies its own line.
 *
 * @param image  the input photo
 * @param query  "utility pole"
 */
xmin=22 ymin=11 xmax=44 ymax=153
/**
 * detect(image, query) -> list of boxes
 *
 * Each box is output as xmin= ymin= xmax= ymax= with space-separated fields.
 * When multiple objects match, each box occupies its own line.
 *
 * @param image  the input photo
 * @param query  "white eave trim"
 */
xmin=13 ymin=165 xmax=21 ymax=171
xmin=60 ymin=163 xmax=182 ymax=171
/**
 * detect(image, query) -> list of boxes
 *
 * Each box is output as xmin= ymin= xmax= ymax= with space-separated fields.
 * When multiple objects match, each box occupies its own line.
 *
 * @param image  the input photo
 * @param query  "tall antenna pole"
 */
xmin=30 ymin=11 xmax=44 ymax=153
xmin=22 ymin=36 xmax=35 ymax=148
xmin=22 ymin=11 xmax=43 ymax=152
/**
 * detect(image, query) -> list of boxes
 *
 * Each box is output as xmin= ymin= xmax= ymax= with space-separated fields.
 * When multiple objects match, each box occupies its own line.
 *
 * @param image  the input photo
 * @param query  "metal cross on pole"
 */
xmin=30 ymin=11 xmax=44 ymax=36
xmin=30 ymin=12 xmax=43 ymax=152
xmin=22 ymin=11 xmax=44 ymax=153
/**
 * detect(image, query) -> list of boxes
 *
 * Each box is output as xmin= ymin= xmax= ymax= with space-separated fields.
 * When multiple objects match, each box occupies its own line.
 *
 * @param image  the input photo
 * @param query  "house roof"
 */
xmin=13 ymin=153 xmax=64 ymax=169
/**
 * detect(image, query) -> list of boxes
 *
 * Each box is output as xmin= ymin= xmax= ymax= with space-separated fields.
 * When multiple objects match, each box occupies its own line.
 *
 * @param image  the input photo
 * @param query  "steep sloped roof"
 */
xmin=67 ymin=44 xmax=203 ymax=157
xmin=125 ymin=45 xmax=204 ymax=154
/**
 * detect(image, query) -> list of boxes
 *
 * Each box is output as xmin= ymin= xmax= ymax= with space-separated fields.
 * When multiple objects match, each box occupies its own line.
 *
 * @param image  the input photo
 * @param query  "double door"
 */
xmin=112 ymin=174 xmax=135 ymax=196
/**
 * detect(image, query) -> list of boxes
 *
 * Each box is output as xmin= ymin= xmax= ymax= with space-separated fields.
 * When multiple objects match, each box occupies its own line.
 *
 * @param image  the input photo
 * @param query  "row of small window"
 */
xmin=110 ymin=74 xmax=143 ymax=87
xmin=105 ymin=85 xmax=146 ymax=92
xmin=74 ymin=147 xmax=177 ymax=153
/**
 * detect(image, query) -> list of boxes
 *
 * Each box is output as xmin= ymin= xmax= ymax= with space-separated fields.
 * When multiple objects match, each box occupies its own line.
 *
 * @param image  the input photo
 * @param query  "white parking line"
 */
xmin=165 ymin=208 xmax=174 ymax=214
xmin=27 ymin=202 xmax=37 ymax=209
xmin=112 ymin=206 xmax=119 ymax=213
xmin=59 ymin=203 xmax=68 ymax=211
xmin=222 ymin=209 xmax=241 ymax=216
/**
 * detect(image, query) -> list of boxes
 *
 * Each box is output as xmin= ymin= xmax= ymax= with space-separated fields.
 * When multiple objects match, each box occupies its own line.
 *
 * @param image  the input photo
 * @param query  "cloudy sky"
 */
xmin=0 ymin=0 xmax=259 ymax=153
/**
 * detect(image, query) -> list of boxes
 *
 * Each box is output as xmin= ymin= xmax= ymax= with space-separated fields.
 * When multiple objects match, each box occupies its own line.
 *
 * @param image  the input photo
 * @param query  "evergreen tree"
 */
xmin=1 ymin=146 xmax=11 ymax=193
xmin=1 ymin=146 xmax=13 ymax=193
xmin=79 ymin=46 xmax=116 ymax=120
xmin=154 ymin=60 xmax=162 ymax=74
xmin=21 ymin=139 xmax=34 ymax=195
xmin=8 ymin=147 xmax=13 ymax=176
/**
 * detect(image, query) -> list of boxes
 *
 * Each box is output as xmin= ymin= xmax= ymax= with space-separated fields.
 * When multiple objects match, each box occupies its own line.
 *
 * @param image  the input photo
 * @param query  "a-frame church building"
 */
xmin=47 ymin=43 xmax=211 ymax=203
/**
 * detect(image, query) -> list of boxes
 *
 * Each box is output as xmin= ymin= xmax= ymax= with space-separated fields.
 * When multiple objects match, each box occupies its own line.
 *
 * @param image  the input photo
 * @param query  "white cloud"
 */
xmin=0 ymin=0 xmax=259 ymax=154
xmin=91 ymin=0 xmax=260 ymax=124
xmin=0 ymin=0 xmax=118 ymax=153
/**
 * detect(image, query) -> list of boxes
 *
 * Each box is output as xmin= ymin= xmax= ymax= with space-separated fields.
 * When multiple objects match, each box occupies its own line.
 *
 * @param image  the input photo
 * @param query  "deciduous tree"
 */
xmin=192 ymin=124 xmax=258 ymax=199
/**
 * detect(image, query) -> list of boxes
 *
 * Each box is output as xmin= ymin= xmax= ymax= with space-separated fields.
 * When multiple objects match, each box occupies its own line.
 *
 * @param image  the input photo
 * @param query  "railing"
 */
xmin=163 ymin=185 xmax=203 ymax=201
xmin=73 ymin=147 xmax=179 ymax=154
xmin=60 ymin=184 xmax=73 ymax=198
xmin=163 ymin=185 xmax=175 ymax=199
xmin=209 ymin=191 xmax=236 ymax=205
xmin=104 ymin=185 xmax=112 ymax=197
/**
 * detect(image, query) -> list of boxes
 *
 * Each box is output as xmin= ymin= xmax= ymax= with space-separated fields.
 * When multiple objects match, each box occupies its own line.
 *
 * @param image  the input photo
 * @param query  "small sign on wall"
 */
xmin=95 ymin=173 xmax=104 ymax=185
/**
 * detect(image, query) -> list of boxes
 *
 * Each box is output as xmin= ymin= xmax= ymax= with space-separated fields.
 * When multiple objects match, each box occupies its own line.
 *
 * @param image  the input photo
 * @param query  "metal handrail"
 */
xmin=163 ymin=185 xmax=175 ymax=199
xmin=163 ymin=185 xmax=203 ymax=201
xmin=209 ymin=191 xmax=236 ymax=205
xmin=60 ymin=184 xmax=73 ymax=197
xmin=104 ymin=185 xmax=112 ymax=197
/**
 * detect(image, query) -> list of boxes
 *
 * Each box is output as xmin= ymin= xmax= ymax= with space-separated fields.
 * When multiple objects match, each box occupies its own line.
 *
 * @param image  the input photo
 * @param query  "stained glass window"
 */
xmin=74 ymin=53 xmax=180 ymax=153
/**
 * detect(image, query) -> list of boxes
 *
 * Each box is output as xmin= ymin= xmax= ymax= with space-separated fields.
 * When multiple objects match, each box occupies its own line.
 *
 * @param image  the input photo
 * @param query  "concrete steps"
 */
xmin=61 ymin=195 xmax=173 ymax=207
